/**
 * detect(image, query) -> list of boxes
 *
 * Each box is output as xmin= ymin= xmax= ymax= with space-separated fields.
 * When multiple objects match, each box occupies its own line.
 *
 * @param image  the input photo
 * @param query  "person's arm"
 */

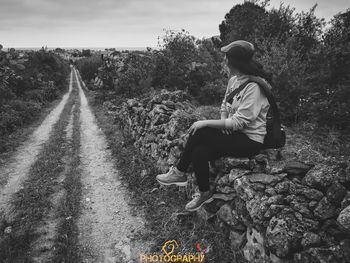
xmin=188 ymin=119 xmax=226 ymax=136
xmin=204 ymin=119 xmax=227 ymax=129
xmin=223 ymin=82 xmax=263 ymax=130
xmin=220 ymin=76 xmax=235 ymax=120
xmin=220 ymin=103 xmax=228 ymax=119
xmin=190 ymin=83 xmax=263 ymax=135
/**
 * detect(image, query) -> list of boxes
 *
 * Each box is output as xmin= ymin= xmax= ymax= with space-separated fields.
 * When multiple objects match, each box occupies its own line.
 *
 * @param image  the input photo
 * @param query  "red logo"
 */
xmin=195 ymin=243 xmax=202 ymax=252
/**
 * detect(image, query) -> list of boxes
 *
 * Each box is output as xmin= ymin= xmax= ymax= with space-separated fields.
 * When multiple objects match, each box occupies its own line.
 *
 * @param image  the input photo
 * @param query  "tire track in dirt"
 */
xmin=0 ymin=69 xmax=73 ymax=216
xmin=0 ymin=69 xmax=78 ymax=262
xmin=29 ymin=103 xmax=76 ymax=262
xmin=75 ymin=68 xmax=149 ymax=262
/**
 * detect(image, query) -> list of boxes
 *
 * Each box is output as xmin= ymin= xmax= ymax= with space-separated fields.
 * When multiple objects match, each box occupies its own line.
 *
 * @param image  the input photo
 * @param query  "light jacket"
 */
xmin=220 ymin=75 xmax=272 ymax=143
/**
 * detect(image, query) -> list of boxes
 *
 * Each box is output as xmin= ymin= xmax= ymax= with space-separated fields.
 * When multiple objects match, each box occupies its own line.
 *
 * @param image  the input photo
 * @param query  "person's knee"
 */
xmin=191 ymin=127 xmax=214 ymax=142
xmin=191 ymin=145 xmax=210 ymax=162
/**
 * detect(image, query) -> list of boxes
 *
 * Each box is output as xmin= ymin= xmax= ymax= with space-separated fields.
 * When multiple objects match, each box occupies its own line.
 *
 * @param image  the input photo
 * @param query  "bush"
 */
xmin=0 ymin=48 xmax=69 ymax=140
xmin=256 ymin=38 xmax=307 ymax=123
xmin=115 ymin=52 xmax=154 ymax=97
xmin=76 ymin=55 xmax=102 ymax=83
xmin=196 ymin=79 xmax=226 ymax=106
xmin=152 ymin=30 xmax=224 ymax=99
xmin=83 ymin=3 xmax=349 ymax=134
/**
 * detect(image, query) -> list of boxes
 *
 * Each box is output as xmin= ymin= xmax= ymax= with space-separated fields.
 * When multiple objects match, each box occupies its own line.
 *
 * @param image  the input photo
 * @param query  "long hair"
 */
xmin=226 ymin=46 xmax=272 ymax=83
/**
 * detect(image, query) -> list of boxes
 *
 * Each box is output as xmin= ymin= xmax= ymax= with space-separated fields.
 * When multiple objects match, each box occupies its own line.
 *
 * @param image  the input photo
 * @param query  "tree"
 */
xmin=324 ymin=9 xmax=350 ymax=47
xmin=294 ymin=5 xmax=325 ymax=58
xmin=82 ymin=49 xmax=92 ymax=57
xmin=219 ymin=1 xmax=269 ymax=45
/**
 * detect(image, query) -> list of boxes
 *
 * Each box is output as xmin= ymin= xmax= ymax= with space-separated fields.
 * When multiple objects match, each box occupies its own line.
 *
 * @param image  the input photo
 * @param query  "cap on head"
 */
xmin=221 ymin=40 xmax=255 ymax=61
xmin=221 ymin=40 xmax=254 ymax=53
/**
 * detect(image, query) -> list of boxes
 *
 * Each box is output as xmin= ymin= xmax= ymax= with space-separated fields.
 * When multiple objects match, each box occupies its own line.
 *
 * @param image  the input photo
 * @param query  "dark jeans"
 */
xmin=176 ymin=127 xmax=262 ymax=192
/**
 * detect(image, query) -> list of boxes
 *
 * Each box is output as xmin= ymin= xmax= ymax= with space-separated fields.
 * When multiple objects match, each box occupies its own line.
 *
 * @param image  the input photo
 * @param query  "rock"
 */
xmin=264 ymin=205 xmax=286 ymax=218
xmin=322 ymin=219 xmax=349 ymax=240
xmin=243 ymin=228 xmax=267 ymax=262
xmin=265 ymin=187 xmax=277 ymax=196
xmin=229 ymin=230 xmax=246 ymax=249
xmin=296 ymin=187 xmax=323 ymax=201
xmin=291 ymin=202 xmax=312 ymax=217
xmin=304 ymin=164 xmax=337 ymax=190
xmin=326 ymin=182 xmax=347 ymax=205
xmin=216 ymin=203 xmax=241 ymax=228
xmin=212 ymin=192 xmax=236 ymax=201
xmin=196 ymin=207 xmax=215 ymax=221
xmin=337 ymin=205 xmax=350 ymax=230
xmin=221 ymin=157 xmax=251 ymax=170
xmin=228 ymin=169 xmax=250 ymax=183
xmin=248 ymin=173 xmax=286 ymax=185
xmin=216 ymin=185 xmax=235 ymax=194
xmin=308 ymin=200 xmax=318 ymax=209
xmin=251 ymin=182 xmax=266 ymax=191
xmin=126 ymin=98 xmax=138 ymax=107
xmin=267 ymin=195 xmax=285 ymax=205
xmin=246 ymin=195 xmax=269 ymax=225
xmin=294 ymin=246 xmax=344 ymax=263
xmin=266 ymin=215 xmax=300 ymax=258
xmin=140 ymin=169 xmax=148 ymax=177
xmin=270 ymin=253 xmax=290 ymax=263
xmin=285 ymin=194 xmax=297 ymax=204
xmin=253 ymin=154 xmax=270 ymax=172
xmin=216 ymin=174 xmax=230 ymax=186
xmin=314 ymin=197 xmax=337 ymax=220
xmin=340 ymin=239 xmax=350 ymax=263
xmin=234 ymin=177 xmax=256 ymax=200
xmin=301 ymin=232 xmax=321 ymax=249
xmin=274 ymin=181 xmax=290 ymax=194
xmin=341 ymin=192 xmax=350 ymax=210
xmin=283 ymin=160 xmax=314 ymax=176
xmin=4 ymin=226 xmax=12 ymax=234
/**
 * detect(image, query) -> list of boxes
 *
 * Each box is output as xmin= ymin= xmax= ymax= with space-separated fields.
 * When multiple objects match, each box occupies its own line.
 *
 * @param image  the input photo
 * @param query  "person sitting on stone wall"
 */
xmin=156 ymin=40 xmax=272 ymax=211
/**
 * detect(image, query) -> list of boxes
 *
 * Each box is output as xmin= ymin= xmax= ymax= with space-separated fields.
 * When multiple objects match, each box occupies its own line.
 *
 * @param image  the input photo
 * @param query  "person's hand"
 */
xmin=222 ymin=129 xmax=233 ymax=135
xmin=188 ymin=121 xmax=207 ymax=136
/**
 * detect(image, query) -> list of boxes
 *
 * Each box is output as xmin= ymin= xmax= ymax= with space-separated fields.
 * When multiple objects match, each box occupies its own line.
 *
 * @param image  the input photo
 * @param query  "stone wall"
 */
xmin=105 ymin=90 xmax=350 ymax=263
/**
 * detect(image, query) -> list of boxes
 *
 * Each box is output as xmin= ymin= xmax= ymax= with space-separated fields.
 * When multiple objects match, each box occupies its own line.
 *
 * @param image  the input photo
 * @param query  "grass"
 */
xmin=290 ymin=121 xmax=350 ymax=159
xmin=53 ymin=87 xmax=82 ymax=263
xmin=0 ymin=77 xmax=76 ymax=262
xmin=89 ymin=95 xmax=245 ymax=263
xmin=0 ymin=80 xmax=70 ymax=158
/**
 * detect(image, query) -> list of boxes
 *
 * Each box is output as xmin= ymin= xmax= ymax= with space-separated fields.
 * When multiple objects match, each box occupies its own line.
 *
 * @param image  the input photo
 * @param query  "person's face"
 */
xmin=224 ymin=55 xmax=228 ymax=66
xmin=223 ymin=54 xmax=231 ymax=75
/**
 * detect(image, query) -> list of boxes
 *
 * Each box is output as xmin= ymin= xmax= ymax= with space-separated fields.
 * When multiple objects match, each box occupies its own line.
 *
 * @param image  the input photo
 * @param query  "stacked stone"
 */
xmin=211 ymin=159 xmax=350 ymax=262
xmin=105 ymin=90 xmax=350 ymax=263
xmin=112 ymin=89 xmax=198 ymax=172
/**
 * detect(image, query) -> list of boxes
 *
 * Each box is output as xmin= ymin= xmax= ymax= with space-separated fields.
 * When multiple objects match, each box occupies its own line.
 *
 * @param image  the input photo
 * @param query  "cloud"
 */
xmin=0 ymin=0 xmax=348 ymax=47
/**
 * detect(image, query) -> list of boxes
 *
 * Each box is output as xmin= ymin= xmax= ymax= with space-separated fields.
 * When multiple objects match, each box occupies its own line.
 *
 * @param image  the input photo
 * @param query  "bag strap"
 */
xmin=254 ymin=81 xmax=281 ymax=122
xmin=225 ymin=78 xmax=281 ymax=122
xmin=224 ymin=80 xmax=250 ymax=103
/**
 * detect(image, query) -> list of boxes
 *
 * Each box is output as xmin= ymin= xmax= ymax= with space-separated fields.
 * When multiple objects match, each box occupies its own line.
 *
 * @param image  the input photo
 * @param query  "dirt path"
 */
xmin=0 ymin=70 xmax=73 ymax=218
xmin=0 ymin=68 xmax=150 ymax=262
xmin=29 ymin=103 xmax=76 ymax=262
xmin=75 ymin=69 xmax=148 ymax=262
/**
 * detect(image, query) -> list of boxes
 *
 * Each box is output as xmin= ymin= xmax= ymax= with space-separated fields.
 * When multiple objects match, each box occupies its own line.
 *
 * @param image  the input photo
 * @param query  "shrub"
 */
xmin=76 ymin=55 xmax=102 ymax=82
xmin=0 ymin=48 xmax=69 ymax=142
xmin=256 ymin=38 xmax=307 ymax=123
xmin=115 ymin=53 xmax=154 ymax=97
xmin=196 ymin=79 xmax=226 ymax=106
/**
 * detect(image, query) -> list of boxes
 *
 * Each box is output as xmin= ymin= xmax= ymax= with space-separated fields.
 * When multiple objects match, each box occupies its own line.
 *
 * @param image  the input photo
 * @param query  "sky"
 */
xmin=0 ymin=0 xmax=348 ymax=48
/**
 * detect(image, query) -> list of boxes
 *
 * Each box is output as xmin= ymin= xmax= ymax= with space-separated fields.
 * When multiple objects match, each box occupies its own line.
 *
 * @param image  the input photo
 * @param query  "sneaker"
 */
xmin=185 ymin=192 xmax=214 ymax=211
xmin=156 ymin=166 xmax=188 ymax=186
